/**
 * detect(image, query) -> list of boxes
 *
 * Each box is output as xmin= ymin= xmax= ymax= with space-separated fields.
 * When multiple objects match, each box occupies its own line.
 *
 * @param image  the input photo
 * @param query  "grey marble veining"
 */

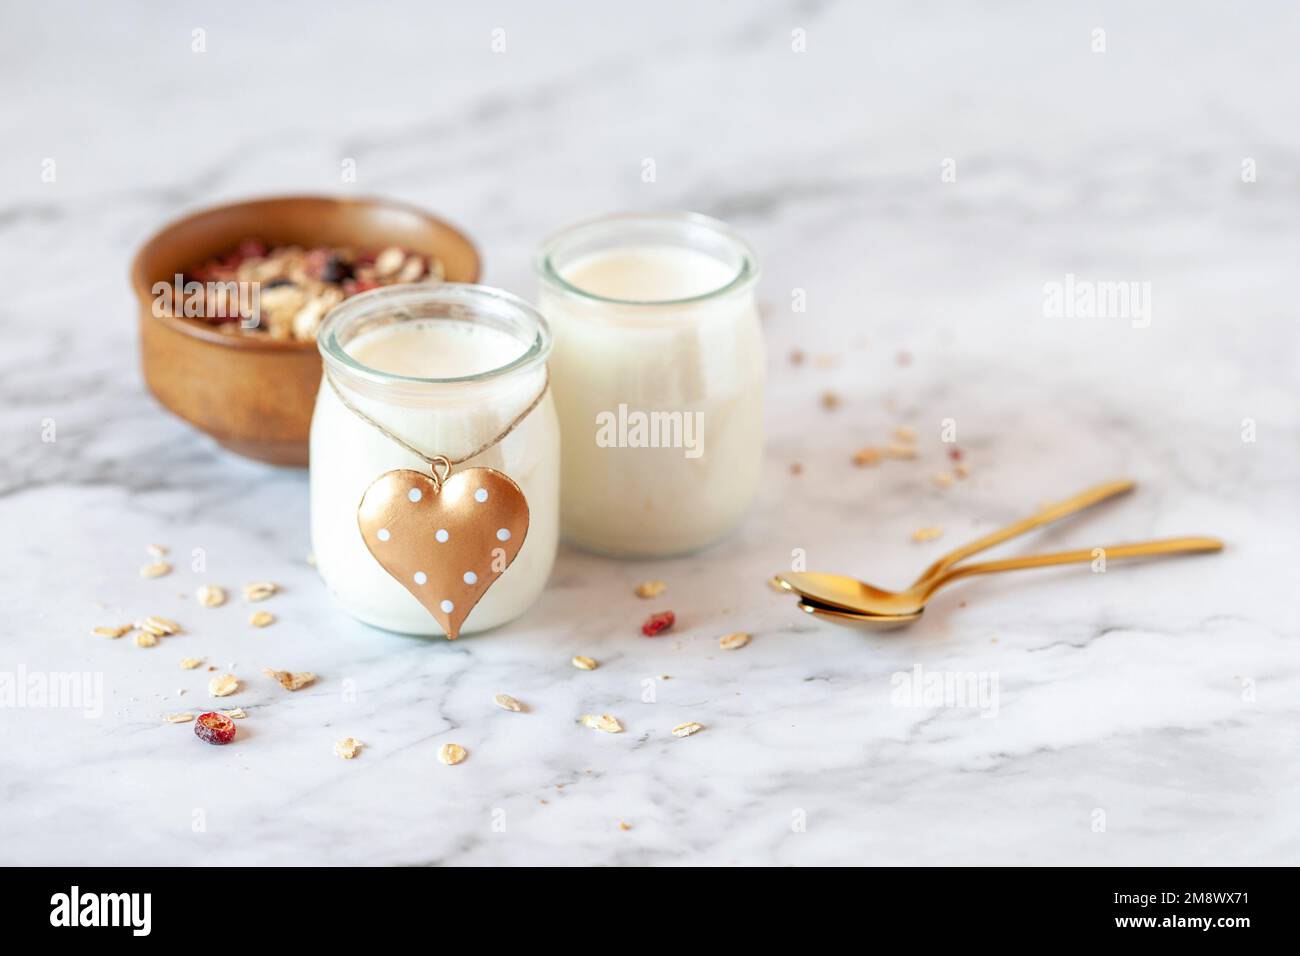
xmin=0 ymin=1 xmax=1297 ymax=865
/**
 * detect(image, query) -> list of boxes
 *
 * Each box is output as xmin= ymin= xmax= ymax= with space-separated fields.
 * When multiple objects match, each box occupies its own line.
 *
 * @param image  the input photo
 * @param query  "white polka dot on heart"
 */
xmin=474 ymin=488 xmax=488 ymax=503
xmin=463 ymin=571 xmax=478 ymax=585
xmin=408 ymin=488 xmax=422 ymax=503
xmin=435 ymin=529 xmax=449 ymax=542
xmin=377 ymin=528 xmax=390 ymax=542
xmin=413 ymin=571 xmax=427 ymax=585
xmin=496 ymin=528 xmax=511 ymax=541
xmin=440 ymin=599 xmax=454 ymax=613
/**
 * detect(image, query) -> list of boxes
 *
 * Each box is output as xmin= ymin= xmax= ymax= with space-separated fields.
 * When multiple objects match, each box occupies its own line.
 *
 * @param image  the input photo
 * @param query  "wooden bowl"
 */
xmin=130 ymin=195 xmax=481 ymax=466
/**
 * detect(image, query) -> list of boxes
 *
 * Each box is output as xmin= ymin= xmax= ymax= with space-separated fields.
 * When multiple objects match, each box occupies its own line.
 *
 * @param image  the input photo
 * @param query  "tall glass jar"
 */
xmin=312 ymin=284 xmax=558 ymax=635
xmin=536 ymin=212 xmax=764 ymax=557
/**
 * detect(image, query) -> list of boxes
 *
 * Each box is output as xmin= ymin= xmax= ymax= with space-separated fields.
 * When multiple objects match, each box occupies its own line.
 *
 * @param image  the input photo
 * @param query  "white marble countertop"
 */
xmin=2 ymin=1 xmax=1297 ymax=866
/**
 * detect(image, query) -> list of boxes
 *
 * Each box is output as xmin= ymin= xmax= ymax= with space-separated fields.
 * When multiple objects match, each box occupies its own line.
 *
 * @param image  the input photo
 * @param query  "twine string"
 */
xmin=325 ymin=368 xmax=549 ymax=489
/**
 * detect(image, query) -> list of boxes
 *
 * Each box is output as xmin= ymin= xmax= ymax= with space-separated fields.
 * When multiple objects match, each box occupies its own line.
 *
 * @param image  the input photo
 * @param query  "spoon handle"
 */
xmin=912 ymin=478 xmax=1136 ymax=587
xmin=923 ymin=536 xmax=1223 ymax=597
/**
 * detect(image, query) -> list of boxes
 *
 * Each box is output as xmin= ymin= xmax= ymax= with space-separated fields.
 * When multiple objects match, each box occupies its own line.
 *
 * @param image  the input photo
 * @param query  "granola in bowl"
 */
xmin=175 ymin=240 xmax=446 ymax=342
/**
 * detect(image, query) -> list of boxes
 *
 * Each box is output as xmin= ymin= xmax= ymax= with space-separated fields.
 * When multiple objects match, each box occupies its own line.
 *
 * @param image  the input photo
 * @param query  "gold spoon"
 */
xmin=786 ymin=536 xmax=1222 ymax=624
xmin=772 ymin=479 xmax=1222 ymax=624
xmin=773 ymin=478 xmax=1138 ymax=605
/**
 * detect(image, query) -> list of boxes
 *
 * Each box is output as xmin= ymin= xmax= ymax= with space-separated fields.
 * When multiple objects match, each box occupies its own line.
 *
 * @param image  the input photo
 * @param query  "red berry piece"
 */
xmin=641 ymin=611 xmax=675 ymax=637
xmin=194 ymin=711 xmax=236 ymax=745
xmin=948 ymin=447 xmax=963 ymax=461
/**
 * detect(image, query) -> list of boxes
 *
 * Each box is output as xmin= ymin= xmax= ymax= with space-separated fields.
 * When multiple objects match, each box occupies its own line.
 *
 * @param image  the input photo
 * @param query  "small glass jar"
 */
xmin=535 ymin=212 xmax=765 ymax=557
xmin=312 ymin=284 xmax=558 ymax=635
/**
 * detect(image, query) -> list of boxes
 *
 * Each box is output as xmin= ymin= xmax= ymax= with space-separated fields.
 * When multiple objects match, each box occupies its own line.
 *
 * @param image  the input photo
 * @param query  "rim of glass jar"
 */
xmin=534 ymin=211 xmax=760 ymax=308
xmin=318 ymin=282 xmax=553 ymax=388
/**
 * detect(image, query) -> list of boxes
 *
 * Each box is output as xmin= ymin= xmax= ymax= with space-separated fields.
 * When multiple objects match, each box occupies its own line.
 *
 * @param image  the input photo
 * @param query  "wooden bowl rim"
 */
xmin=129 ymin=194 xmax=483 ymax=352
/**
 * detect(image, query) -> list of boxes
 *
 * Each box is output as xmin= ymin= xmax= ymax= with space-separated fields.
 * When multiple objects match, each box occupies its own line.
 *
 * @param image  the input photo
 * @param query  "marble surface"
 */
xmin=2 ymin=1 xmax=1298 ymax=866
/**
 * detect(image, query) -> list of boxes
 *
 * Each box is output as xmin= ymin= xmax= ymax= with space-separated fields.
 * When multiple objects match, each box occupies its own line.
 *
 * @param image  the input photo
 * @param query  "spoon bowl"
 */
xmin=778 ymin=571 xmax=914 ymax=615
xmin=797 ymin=597 xmax=922 ymax=629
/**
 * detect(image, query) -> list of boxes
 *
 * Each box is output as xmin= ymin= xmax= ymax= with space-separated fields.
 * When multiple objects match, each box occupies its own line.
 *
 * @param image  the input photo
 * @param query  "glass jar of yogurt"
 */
xmin=535 ymin=212 xmax=764 ymax=557
xmin=312 ymin=284 xmax=558 ymax=635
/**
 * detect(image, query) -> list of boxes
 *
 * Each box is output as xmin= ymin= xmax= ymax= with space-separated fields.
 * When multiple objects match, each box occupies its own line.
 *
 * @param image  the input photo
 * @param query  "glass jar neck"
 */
xmin=535 ymin=211 xmax=760 ymax=312
xmin=318 ymin=283 xmax=552 ymax=403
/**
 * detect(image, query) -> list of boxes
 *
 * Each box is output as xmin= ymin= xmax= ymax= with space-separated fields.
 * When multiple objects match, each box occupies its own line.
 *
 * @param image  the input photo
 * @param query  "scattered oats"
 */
xmin=139 ymin=561 xmax=172 ymax=579
xmin=263 ymin=668 xmax=315 ymax=691
xmin=933 ymin=472 xmax=953 ymax=488
xmin=249 ymin=610 xmax=276 ymax=628
xmin=580 ymin=714 xmax=623 ymax=734
xmin=813 ymin=354 xmax=839 ymax=369
xmin=91 ymin=624 xmax=130 ymax=638
xmin=334 ymin=737 xmax=363 ymax=759
xmin=719 ymin=631 xmax=751 ymax=650
xmin=571 ymin=655 xmax=598 ymax=671
xmin=221 ymin=708 xmax=247 ymax=719
xmin=438 ymin=742 xmax=468 ymax=765
xmin=146 ymin=544 xmax=169 ymax=557
xmin=179 ymin=657 xmax=203 ymax=670
xmin=242 ymin=581 xmax=278 ymax=602
xmin=133 ymin=631 xmax=158 ymax=648
xmin=618 ymin=821 xmax=632 ymax=831
xmin=788 ymin=348 xmax=805 ymax=365
xmin=634 ymin=580 xmax=667 ymax=599
xmin=911 ymin=526 xmax=943 ymax=543
xmin=893 ymin=425 xmax=917 ymax=443
xmin=140 ymin=615 xmax=180 ymax=637
xmin=196 ymin=585 xmax=227 ymax=608
xmin=789 ymin=461 xmax=803 ymax=475
xmin=852 ymin=446 xmax=882 ymax=467
xmin=493 ymin=693 xmax=525 ymax=713
xmin=209 ymin=674 xmax=239 ymax=697
xmin=672 ymin=721 xmax=704 ymax=738
xmin=820 ymin=390 xmax=841 ymax=410
xmin=885 ymin=442 xmax=917 ymax=460
xmin=954 ymin=462 xmax=970 ymax=479
xmin=164 ymin=712 xmax=195 ymax=724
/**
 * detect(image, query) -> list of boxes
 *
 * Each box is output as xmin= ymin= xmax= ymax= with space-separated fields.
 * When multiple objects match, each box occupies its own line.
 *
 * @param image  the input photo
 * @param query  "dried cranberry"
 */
xmin=320 ymin=254 xmax=352 ymax=284
xmin=304 ymin=248 xmax=352 ymax=283
xmin=346 ymin=279 xmax=380 ymax=297
xmin=641 ymin=611 xmax=675 ymax=637
xmin=194 ymin=711 xmax=236 ymax=745
xmin=237 ymin=239 xmax=267 ymax=259
xmin=948 ymin=447 xmax=963 ymax=461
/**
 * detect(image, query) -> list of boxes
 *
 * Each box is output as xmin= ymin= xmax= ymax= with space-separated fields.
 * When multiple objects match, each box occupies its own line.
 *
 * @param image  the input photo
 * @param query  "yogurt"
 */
xmin=536 ymin=213 xmax=765 ymax=557
xmin=311 ymin=285 xmax=558 ymax=635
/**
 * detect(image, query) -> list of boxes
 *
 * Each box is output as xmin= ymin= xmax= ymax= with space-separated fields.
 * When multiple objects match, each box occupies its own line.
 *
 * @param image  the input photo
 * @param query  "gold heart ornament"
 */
xmin=358 ymin=467 xmax=529 ymax=640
